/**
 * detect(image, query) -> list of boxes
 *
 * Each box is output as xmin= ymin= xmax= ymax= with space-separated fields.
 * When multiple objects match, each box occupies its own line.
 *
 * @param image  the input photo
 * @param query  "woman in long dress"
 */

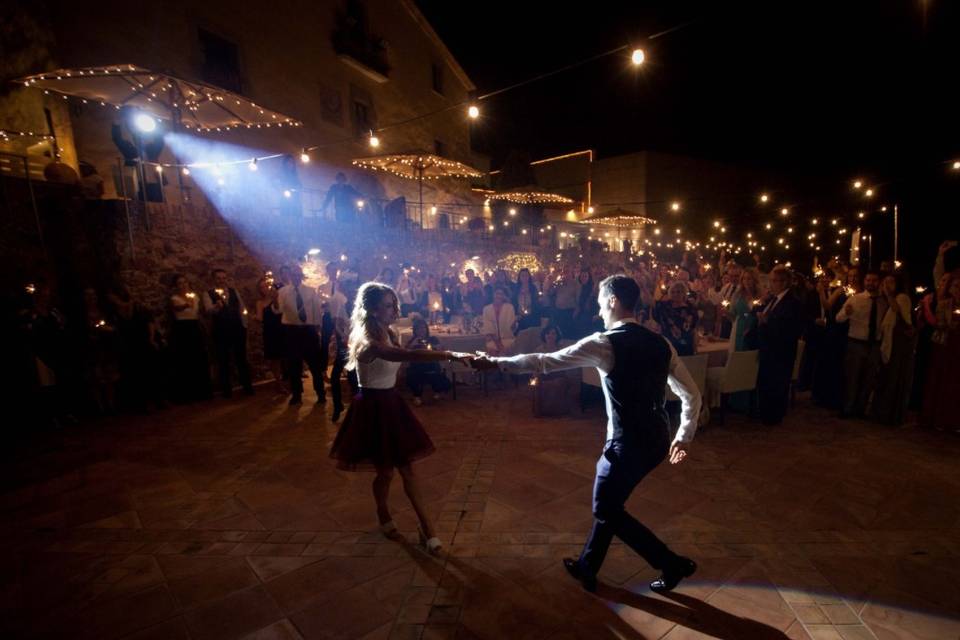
xmin=330 ymin=282 xmax=471 ymax=554
xmin=872 ymin=273 xmax=917 ymax=426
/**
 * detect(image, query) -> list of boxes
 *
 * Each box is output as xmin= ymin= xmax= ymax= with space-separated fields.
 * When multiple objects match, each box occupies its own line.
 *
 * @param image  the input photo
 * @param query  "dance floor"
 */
xmin=2 ymin=381 xmax=959 ymax=640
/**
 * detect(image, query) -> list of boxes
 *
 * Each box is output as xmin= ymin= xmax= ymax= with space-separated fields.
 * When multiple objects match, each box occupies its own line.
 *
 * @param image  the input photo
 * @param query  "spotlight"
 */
xmin=133 ymin=112 xmax=157 ymax=133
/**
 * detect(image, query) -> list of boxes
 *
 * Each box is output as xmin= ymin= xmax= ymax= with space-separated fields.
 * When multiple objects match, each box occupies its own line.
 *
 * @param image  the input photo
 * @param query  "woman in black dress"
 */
xmin=255 ymin=276 xmax=285 ymax=391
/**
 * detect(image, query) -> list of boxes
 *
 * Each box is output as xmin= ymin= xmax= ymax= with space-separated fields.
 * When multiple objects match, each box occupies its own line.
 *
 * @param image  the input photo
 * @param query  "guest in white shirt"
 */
xmin=836 ymin=270 xmax=886 ymax=418
xmin=168 ymin=275 xmax=212 ymax=402
xmin=482 ymin=287 xmax=517 ymax=355
xmin=278 ymin=266 xmax=326 ymax=405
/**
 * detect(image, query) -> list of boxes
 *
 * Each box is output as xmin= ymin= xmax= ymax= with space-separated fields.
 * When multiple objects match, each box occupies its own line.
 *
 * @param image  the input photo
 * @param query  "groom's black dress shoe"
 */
xmin=650 ymin=557 xmax=697 ymax=593
xmin=563 ymin=557 xmax=597 ymax=593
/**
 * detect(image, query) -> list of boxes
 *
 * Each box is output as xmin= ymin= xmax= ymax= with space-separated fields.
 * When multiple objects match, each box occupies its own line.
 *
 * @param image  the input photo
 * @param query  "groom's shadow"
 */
xmin=397 ymin=543 xmax=788 ymax=639
xmin=599 ymin=584 xmax=791 ymax=640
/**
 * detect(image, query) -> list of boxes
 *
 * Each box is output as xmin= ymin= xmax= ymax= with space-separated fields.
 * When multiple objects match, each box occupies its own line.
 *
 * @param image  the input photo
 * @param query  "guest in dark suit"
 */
xmin=202 ymin=269 xmax=253 ymax=398
xmin=756 ymin=266 xmax=805 ymax=425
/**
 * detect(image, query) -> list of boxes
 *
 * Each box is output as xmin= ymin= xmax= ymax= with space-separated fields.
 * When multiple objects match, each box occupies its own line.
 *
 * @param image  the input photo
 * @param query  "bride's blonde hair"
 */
xmin=347 ymin=282 xmax=400 ymax=371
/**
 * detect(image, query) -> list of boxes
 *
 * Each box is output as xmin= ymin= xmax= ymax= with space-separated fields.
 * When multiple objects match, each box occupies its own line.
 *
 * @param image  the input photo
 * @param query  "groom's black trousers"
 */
xmin=578 ymin=434 xmax=679 ymax=576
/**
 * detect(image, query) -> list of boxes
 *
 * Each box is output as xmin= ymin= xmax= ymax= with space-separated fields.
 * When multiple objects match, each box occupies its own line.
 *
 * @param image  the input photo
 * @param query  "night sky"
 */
xmin=416 ymin=0 xmax=960 ymax=272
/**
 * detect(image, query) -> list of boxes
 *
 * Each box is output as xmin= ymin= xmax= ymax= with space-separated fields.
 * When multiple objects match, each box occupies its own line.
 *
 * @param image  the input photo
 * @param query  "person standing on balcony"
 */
xmin=322 ymin=172 xmax=364 ymax=224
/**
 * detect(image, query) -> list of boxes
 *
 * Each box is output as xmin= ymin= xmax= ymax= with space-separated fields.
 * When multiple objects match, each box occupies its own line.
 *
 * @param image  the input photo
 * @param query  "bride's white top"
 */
xmin=357 ymin=357 xmax=401 ymax=389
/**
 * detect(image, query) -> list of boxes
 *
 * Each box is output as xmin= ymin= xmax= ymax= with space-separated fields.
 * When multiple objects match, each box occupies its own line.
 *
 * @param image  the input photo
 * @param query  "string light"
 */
xmin=853 ymin=180 xmax=863 ymax=189
xmin=631 ymin=48 xmax=646 ymax=65
xmin=489 ymin=191 xmax=573 ymax=204
xmin=864 ymin=188 xmax=874 ymax=197
xmin=181 ymin=167 xmax=190 ymax=176
xmin=670 ymin=201 xmax=680 ymax=212
xmin=953 ymin=161 xmax=960 ymax=170
xmin=467 ymin=105 xmax=480 ymax=119
xmin=760 ymin=193 xmax=769 ymax=203
xmin=780 ymin=208 xmax=789 ymax=216
xmin=300 ymin=149 xmax=310 ymax=163
xmin=369 ymin=133 xmax=380 ymax=148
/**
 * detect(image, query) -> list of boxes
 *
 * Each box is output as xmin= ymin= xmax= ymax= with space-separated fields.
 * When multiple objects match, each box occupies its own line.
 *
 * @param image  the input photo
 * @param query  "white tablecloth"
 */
xmin=396 ymin=326 xmax=487 ymax=353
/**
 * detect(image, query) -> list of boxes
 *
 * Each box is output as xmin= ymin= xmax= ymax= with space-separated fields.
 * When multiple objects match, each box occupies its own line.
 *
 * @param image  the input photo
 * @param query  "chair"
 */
xmin=439 ymin=334 xmax=488 ymax=399
xmin=666 ymin=354 xmax=708 ymax=402
xmin=705 ymin=350 xmax=760 ymax=423
xmin=505 ymin=327 xmax=543 ymax=387
xmin=789 ymin=339 xmax=806 ymax=407
xmin=507 ymin=326 xmax=543 ymax=356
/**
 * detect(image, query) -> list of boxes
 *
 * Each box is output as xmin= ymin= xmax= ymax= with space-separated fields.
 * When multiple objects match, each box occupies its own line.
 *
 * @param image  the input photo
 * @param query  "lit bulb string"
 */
xmin=475 ymin=19 xmax=697 ymax=103
xmin=297 ymin=19 xmax=700 ymax=156
xmin=0 ymin=128 xmax=56 ymax=140
xmin=19 ymin=66 xmax=302 ymax=132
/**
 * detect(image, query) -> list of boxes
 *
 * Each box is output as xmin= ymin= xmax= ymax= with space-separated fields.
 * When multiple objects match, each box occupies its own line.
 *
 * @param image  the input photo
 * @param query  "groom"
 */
xmin=473 ymin=275 xmax=702 ymax=593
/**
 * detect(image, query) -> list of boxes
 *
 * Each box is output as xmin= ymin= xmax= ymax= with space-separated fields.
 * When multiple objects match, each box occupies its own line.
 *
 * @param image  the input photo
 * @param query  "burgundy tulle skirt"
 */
xmin=329 ymin=387 xmax=435 ymax=471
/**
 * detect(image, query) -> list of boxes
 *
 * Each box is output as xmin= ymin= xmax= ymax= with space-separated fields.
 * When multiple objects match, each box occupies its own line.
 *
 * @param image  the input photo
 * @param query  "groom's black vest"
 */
xmin=602 ymin=323 xmax=671 ymax=444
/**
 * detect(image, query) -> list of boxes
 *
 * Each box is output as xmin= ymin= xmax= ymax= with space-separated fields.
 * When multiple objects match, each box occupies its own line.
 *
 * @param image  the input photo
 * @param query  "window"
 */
xmin=434 ymin=140 xmax=446 ymax=157
xmin=354 ymin=101 xmax=371 ymax=130
xmin=198 ymin=28 xmax=242 ymax=93
xmin=431 ymin=63 xmax=444 ymax=95
xmin=350 ymin=85 xmax=376 ymax=133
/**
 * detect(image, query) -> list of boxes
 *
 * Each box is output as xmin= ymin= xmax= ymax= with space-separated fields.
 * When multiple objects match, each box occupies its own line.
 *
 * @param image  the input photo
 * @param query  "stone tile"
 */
xmin=184 ymin=586 xmax=285 ymax=640
xmin=835 ymin=626 xmax=875 ymax=640
xmin=820 ymin=603 xmax=861 ymax=625
xmin=246 ymin=556 xmax=323 ymax=582
xmin=805 ymin=626 xmax=844 ymax=640
xmin=291 ymin=584 xmax=394 ymax=640
xmin=793 ymin=604 xmax=830 ymax=624
xmin=169 ymin=562 xmax=262 ymax=609
xmin=238 ymin=620 xmax=305 ymax=639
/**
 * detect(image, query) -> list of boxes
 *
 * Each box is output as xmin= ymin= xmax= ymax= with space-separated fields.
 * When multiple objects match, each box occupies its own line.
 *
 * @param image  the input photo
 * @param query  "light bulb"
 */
xmin=467 ymin=105 xmax=480 ymax=119
xmin=631 ymin=48 xmax=646 ymax=65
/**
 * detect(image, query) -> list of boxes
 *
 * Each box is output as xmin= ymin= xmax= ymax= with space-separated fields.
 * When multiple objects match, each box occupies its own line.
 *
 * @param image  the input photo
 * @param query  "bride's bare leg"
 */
xmin=373 ymin=467 xmax=393 ymax=524
xmin=398 ymin=464 xmax=436 ymax=540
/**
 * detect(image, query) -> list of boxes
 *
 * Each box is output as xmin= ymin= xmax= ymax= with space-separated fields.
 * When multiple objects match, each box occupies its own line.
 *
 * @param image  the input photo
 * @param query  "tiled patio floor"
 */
xmin=2 ymin=382 xmax=958 ymax=639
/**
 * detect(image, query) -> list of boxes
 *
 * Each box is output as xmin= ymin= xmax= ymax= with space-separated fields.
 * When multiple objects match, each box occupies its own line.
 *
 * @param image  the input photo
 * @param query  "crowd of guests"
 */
xmin=11 ymin=239 xmax=960 ymax=434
